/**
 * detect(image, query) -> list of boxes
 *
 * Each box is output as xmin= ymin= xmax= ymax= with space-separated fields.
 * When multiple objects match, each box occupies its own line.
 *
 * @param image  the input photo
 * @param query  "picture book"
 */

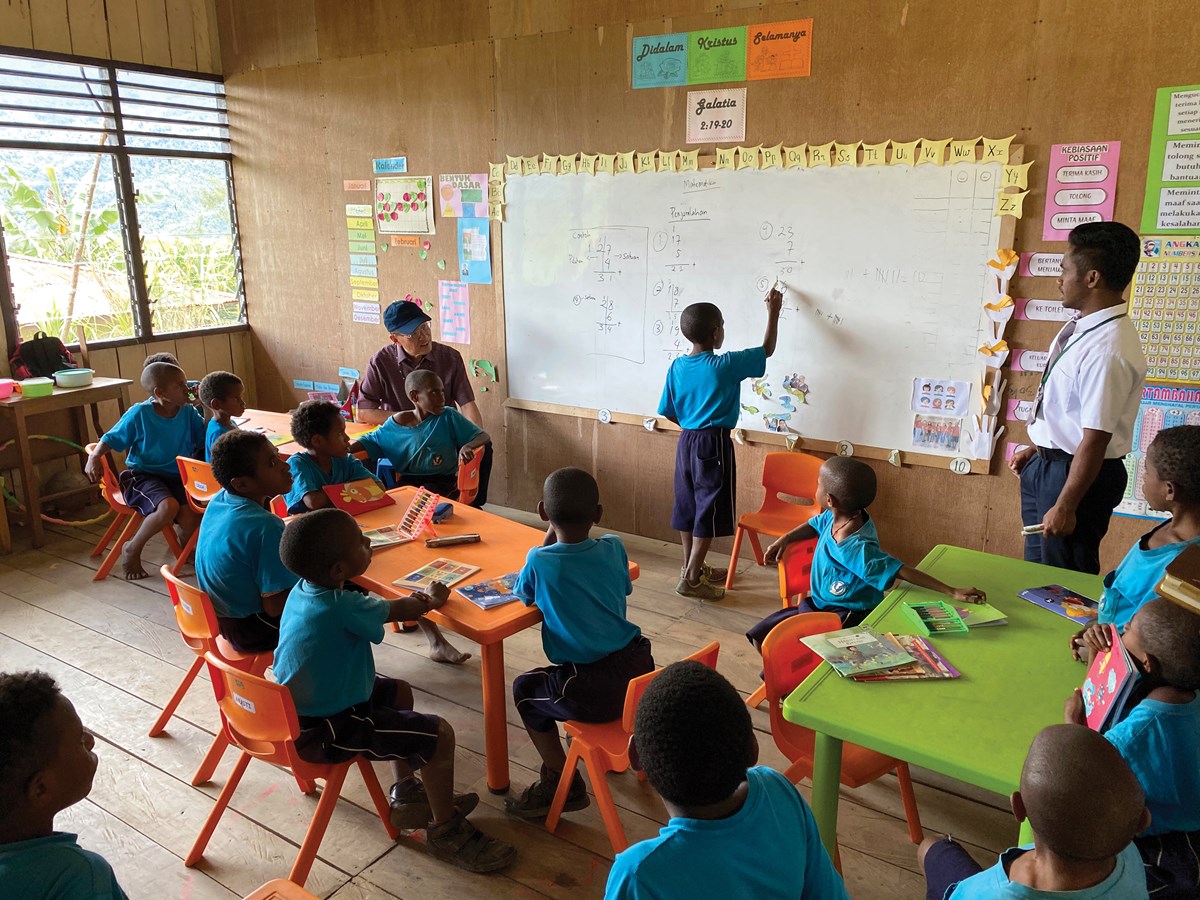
xmin=954 ymin=601 xmax=1008 ymax=628
xmin=801 ymin=626 xmax=916 ymax=678
xmin=1018 ymin=584 xmax=1099 ymax=626
xmin=362 ymin=524 xmax=413 ymax=549
xmin=902 ymin=600 xmax=968 ymax=635
xmin=853 ymin=633 xmax=961 ymax=681
xmin=322 ymin=477 xmax=395 ymax=515
xmin=1081 ymin=624 xmax=1137 ymax=732
xmin=393 ymin=557 xmax=480 ymax=591
xmin=455 ymin=572 xmax=521 ymax=610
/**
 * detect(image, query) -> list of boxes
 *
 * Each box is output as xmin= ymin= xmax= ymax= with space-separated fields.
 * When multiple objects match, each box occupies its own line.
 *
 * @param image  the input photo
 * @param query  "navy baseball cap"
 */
xmin=383 ymin=300 xmax=432 ymax=335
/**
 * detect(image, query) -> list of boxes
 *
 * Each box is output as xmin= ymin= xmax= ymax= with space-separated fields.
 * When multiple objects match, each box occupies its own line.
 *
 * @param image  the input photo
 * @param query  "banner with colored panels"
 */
xmin=1141 ymin=84 xmax=1200 ymax=234
xmin=1116 ymin=385 xmax=1200 ymax=519
xmin=631 ymin=20 xmax=812 ymax=89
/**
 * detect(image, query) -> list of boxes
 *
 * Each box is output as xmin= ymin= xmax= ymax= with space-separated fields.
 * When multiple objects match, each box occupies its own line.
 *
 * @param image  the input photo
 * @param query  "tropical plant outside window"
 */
xmin=0 ymin=51 xmax=245 ymax=348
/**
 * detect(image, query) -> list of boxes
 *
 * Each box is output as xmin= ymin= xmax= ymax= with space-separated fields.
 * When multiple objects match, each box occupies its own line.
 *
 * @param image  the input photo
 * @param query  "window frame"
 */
xmin=0 ymin=45 xmax=248 ymax=354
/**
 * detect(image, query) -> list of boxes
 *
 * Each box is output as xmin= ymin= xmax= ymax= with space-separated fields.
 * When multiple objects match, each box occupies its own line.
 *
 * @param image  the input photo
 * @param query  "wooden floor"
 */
xmin=0 ymin=504 xmax=1018 ymax=899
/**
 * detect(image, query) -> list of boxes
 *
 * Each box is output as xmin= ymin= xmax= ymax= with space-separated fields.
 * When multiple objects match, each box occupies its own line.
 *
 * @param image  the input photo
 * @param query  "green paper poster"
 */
xmin=687 ymin=26 xmax=747 ymax=86
xmin=1141 ymin=84 xmax=1200 ymax=234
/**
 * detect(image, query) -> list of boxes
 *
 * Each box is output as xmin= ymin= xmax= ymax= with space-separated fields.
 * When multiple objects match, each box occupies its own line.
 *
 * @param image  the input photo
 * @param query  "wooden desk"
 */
xmin=352 ymin=487 xmax=640 ymax=793
xmin=0 ymin=376 xmax=131 ymax=551
xmin=240 ymin=408 xmax=372 ymax=458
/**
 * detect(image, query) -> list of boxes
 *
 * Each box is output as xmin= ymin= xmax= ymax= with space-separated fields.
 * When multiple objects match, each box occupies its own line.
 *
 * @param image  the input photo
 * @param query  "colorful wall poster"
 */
xmin=632 ymin=32 xmax=687 ymax=88
xmin=375 ymin=176 xmax=434 ymax=235
xmin=1129 ymin=237 xmax=1200 ymax=385
xmin=456 ymin=217 xmax=492 ymax=284
xmin=745 ymin=19 xmax=812 ymax=81
xmin=1042 ymin=142 xmax=1121 ymax=240
xmin=910 ymin=378 xmax=971 ymax=415
xmin=1141 ymin=84 xmax=1200 ymax=234
xmin=686 ymin=88 xmax=746 ymax=144
xmin=438 ymin=173 xmax=488 ymax=218
xmin=1116 ymin=385 xmax=1200 ymax=519
xmin=438 ymin=280 xmax=471 ymax=344
xmin=686 ymin=26 xmax=746 ymax=85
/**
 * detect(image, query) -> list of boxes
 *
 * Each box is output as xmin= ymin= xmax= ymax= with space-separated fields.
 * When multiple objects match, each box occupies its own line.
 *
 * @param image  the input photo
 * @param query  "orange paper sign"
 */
xmin=746 ymin=19 xmax=813 ymax=81
xmin=343 ymin=179 xmax=371 ymax=191
xmin=391 ymin=235 xmax=420 ymax=247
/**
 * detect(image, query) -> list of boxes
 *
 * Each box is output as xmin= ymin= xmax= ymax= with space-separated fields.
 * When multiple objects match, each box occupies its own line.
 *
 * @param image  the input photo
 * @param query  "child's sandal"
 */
xmin=388 ymin=779 xmax=479 ymax=830
xmin=425 ymin=811 xmax=516 ymax=873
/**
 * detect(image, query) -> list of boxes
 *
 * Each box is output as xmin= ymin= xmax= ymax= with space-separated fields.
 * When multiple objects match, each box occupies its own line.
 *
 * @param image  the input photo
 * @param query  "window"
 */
xmin=0 ymin=50 xmax=245 ymax=348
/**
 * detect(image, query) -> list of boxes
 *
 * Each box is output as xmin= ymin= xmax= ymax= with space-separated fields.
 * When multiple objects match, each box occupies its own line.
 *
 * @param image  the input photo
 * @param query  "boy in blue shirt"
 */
xmin=1068 ymin=598 xmax=1200 ymax=898
xmin=1073 ymin=425 xmax=1200 ymax=659
xmin=198 ymin=370 xmax=245 ymax=461
xmin=920 ymin=724 xmax=1149 ymax=900
xmin=285 ymin=400 xmax=468 ymax=665
xmin=84 ymin=361 xmax=204 ymax=580
xmin=659 ymin=291 xmax=782 ymax=601
xmin=505 ymin=467 xmax=654 ymax=819
xmin=274 ymin=509 xmax=516 ymax=873
xmin=605 ymin=661 xmax=846 ymax=900
xmin=351 ymin=370 xmax=489 ymax=501
xmin=746 ymin=456 xmax=984 ymax=648
xmin=0 ymin=671 xmax=129 ymax=900
xmin=195 ymin=430 xmax=298 ymax=652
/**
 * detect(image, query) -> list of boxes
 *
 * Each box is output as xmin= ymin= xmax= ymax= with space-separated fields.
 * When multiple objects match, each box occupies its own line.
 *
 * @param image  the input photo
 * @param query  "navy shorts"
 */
xmin=295 ymin=675 xmax=441 ymax=769
xmin=921 ymin=838 xmax=983 ymax=900
xmin=217 ymin=612 xmax=282 ymax=654
xmin=1136 ymin=831 xmax=1200 ymax=899
xmin=118 ymin=469 xmax=187 ymax=518
xmin=671 ymin=427 xmax=736 ymax=538
xmin=514 ymin=636 xmax=655 ymax=733
xmin=746 ymin=600 xmax=868 ymax=648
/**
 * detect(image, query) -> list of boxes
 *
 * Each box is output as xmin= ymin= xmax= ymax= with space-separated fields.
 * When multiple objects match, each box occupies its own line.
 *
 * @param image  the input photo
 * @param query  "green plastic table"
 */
xmin=781 ymin=545 xmax=1103 ymax=855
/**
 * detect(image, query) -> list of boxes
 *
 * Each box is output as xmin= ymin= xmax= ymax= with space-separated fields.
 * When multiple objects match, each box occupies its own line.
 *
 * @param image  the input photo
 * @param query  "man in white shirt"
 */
xmin=1009 ymin=222 xmax=1146 ymax=574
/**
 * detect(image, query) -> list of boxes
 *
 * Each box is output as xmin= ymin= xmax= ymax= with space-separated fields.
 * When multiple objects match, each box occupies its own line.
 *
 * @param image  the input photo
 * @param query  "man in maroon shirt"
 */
xmin=359 ymin=300 xmax=492 ymax=505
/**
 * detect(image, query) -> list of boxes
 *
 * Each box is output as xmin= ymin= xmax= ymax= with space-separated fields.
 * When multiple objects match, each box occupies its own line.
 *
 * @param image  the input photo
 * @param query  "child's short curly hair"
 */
xmin=1136 ymin=598 xmax=1200 ymax=691
xmin=198 ymin=371 xmax=243 ymax=409
xmin=1148 ymin=425 xmax=1200 ymax=503
xmin=290 ymin=400 xmax=344 ymax=450
xmin=210 ymin=430 xmax=270 ymax=489
xmin=0 ymin=671 xmax=62 ymax=813
xmin=279 ymin=507 xmax=360 ymax=582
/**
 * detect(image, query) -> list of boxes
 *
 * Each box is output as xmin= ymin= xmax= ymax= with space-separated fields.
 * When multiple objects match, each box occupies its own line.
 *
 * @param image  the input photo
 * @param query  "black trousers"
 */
xmin=1019 ymin=448 xmax=1128 ymax=575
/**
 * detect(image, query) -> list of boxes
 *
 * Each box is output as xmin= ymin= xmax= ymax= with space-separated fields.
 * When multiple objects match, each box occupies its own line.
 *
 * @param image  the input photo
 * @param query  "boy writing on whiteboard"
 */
xmin=659 ymin=289 xmax=783 ymax=601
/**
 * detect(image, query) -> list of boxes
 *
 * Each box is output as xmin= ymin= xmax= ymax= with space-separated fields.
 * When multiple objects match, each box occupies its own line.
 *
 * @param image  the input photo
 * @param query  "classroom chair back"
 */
xmin=545 ymin=641 xmax=721 ymax=853
xmin=186 ymin=652 xmax=400 ymax=887
xmin=724 ymin=451 xmax=823 ymax=589
xmin=153 ymin=565 xmax=272 ymax=785
xmin=762 ymin=613 xmax=923 ymax=853
xmin=86 ymin=443 xmax=184 ymax=581
xmin=457 ymin=443 xmax=487 ymax=505
xmin=269 ymin=494 xmax=288 ymax=518
xmin=169 ymin=456 xmax=221 ymax=574
xmin=746 ymin=538 xmax=821 ymax=709
xmin=242 ymin=880 xmax=320 ymax=900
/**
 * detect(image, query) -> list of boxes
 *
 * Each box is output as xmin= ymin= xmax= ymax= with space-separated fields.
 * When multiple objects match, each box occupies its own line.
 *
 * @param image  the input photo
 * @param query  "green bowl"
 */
xmin=19 ymin=377 xmax=54 ymax=398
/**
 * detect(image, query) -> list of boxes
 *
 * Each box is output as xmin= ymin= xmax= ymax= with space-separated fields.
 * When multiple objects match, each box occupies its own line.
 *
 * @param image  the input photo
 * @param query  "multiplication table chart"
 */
xmin=1130 ymin=238 xmax=1200 ymax=385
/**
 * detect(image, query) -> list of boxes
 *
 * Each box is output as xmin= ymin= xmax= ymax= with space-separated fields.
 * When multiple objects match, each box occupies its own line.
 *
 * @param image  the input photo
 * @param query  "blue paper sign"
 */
xmin=632 ymin=33 xmax=688 ymax=88
xmin=313 ymin=381 xmax=341 ymax=394
xmin=338 ymin=367 xmax=361 ymax=379
xmin=456 ymin=217 xmax=492 ymax=285
xmin=372 ymin=156 xmax=408 ymax=174
xmin=292 ymin=379 xmax=315 ymax=390
xmin=349 ymin=254 xmax=377 ymax=266
xmin=349 ymin=264 xmax=377 ymax=277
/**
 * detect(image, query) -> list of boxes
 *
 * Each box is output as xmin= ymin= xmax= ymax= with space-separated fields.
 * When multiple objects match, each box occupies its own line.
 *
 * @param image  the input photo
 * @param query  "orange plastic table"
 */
xmin=352 ymin=486 xmax=640 ymax=793
xmin=239 ymin=408 xmax=372 ymax=458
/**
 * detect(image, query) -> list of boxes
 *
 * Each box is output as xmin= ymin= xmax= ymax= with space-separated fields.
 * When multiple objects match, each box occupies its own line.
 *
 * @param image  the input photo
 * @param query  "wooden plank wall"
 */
xmin=215 ymin=0 xmax=1200 ymax=571
xmin=0 ymin=0 xmax=220 ymax=71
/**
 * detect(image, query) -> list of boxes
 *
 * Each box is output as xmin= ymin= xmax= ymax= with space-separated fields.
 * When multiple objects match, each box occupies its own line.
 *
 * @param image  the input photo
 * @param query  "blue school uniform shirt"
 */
xmin=100 ymin=399 xmax=204 ymax=476
xmin=194 ymin=489 xmax=299 ymax=619
xmin=204 ymin=417 xmax=234 ymax=461
xmin=356 ymin=409 xmax=482 ymax=476
xmin=1098 ymin=522 xmax=1200 ymax=629
xmin=274 ymin=580 xmax=390 ymax=717
xmin=1103 ymin=694 xmax=1200 ymax=835
xmin=658 ymin=347 xmax=767 ymax=430
xmin=807 ymin=510 xmax=903 ymax=612
xmin=0 ymin=832 xmax=128 ymax=900
xmin=605 ymin=766 xmax=847 ymax=900
xmin=283 ymin=452 xmax=378 ymax=514
xmin=513 ymin=534 xmax=640 ymax=665
xmin=946 ymin=842 xmax=1147 ymax=899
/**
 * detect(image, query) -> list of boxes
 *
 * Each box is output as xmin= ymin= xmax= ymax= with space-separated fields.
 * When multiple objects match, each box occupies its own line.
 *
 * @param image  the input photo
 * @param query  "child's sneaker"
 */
xmin=425 ymin=810 xmax=516 ymax=873
xmin=676 ymin=573 xmax=725 ymax=602
xmin=700 ymin=562 xmax=728 ymax=583
xmin=503 ymin=767 xmax=589 ymax=819
xmin=388 ymin=777 xmax=479 ymax=829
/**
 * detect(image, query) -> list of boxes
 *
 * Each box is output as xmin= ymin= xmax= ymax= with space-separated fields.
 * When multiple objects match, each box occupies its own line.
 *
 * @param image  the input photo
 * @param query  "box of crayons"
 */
xmin=902 ymin=600 xmax=969 ymax=635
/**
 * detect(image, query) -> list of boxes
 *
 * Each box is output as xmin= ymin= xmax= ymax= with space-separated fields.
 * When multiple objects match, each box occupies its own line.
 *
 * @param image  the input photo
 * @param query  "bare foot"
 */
xmin=121 ymin=545 xmax=149 ymax=580
xmin=428 ymin=638 xmax=472 ymax=665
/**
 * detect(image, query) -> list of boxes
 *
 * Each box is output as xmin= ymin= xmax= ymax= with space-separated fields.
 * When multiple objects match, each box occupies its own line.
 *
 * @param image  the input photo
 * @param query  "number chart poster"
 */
xmin=1130 ymin=237 xmax=1200 ymax=385
xmin=1117 ymin=385 xmax=1200 ymax=519
xmin=1141 ymin=83 xmax=1200 ymax=234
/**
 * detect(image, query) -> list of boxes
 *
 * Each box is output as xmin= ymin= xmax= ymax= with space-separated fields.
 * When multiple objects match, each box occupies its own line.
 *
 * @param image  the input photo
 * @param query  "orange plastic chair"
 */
xmin=170 ymin=456 xmax=222 ymax=574
xmin=545 ymin=641 xmax=721 ymax=853
xmin=762 ymin=613 xmax=923 ymax=866
xmin=87 ymin=443 xmax=184 ymax=582
xmin=725 ymin=451 xmax=823 ymax=589
xmin=456 ymin=443 xmax=487 ymax=505
xmin=152 ymin=566 xmax=273 ymax=785
xmin=186 ymin=652 xmax=400 ymax=887
xmin=746 ymin=538 xmax=819 ymax=709
xmin=242 ymin=880 xmax=319 ymax=900
xmin=269 ymin=494 xmax=289 ymax=518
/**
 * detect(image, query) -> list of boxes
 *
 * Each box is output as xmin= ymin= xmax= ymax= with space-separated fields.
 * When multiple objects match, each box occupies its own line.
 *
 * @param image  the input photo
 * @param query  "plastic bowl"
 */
xmin=18 ymin=377 xmax=55 ymax=397
xmin=0 ymin=378 xmax=13 ymax=399
xmin=54 ymin=368 xmax=94 ymax=387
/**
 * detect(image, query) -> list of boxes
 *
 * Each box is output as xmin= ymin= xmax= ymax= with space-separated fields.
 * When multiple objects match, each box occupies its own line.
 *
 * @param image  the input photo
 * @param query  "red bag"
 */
xmin=9 ymin=331 xmax=77 ymax=379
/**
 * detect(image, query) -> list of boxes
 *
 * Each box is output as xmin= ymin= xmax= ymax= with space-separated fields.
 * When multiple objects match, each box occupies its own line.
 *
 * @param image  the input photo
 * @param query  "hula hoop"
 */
xmin=0 ymin=434 xmax=113 ymax=527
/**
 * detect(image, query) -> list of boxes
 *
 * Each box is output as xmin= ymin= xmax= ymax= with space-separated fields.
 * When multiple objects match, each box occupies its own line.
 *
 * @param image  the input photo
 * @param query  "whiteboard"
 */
xmin=500 ymin=162 xmax=1003 ymax=458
